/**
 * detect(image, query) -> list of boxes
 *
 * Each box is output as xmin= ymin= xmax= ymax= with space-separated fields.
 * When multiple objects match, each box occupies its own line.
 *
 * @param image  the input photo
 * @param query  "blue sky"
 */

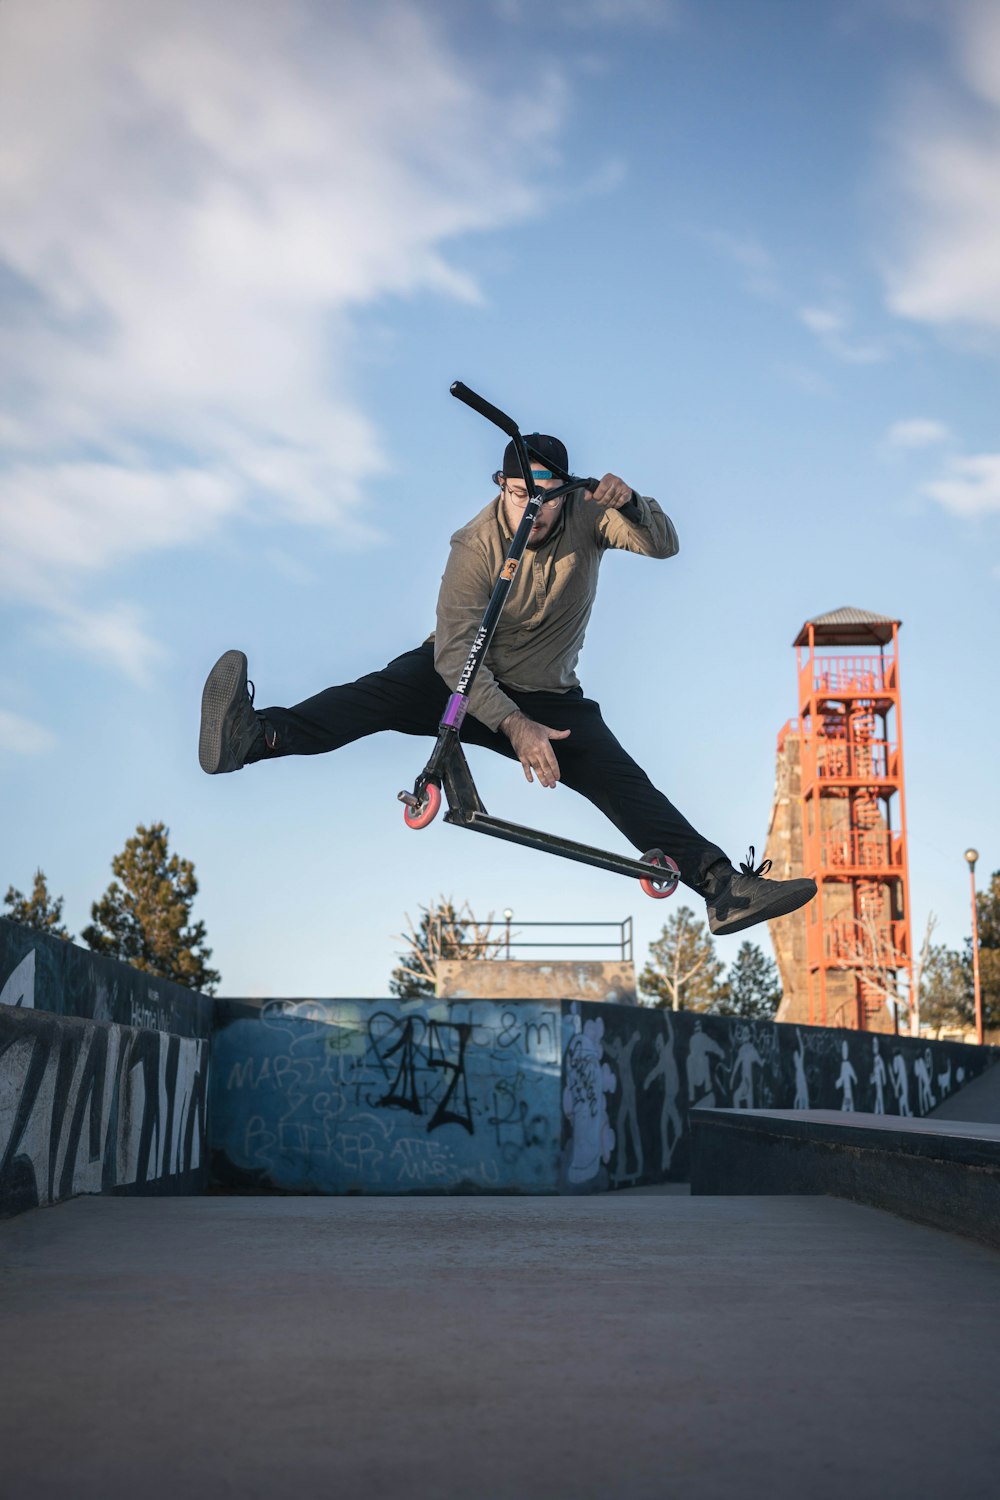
xmin=2 ymin=0 xmax=998 ymax=998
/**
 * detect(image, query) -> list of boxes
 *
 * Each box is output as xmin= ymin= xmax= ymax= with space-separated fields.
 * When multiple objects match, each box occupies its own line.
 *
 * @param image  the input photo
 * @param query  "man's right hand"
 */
xmin=499 ymin=710 xmax=570 ymax=789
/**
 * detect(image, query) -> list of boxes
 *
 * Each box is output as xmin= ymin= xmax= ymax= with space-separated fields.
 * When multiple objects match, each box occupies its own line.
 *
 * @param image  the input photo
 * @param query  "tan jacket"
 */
xmin=428 ymin=492 xmax=678 ymax=731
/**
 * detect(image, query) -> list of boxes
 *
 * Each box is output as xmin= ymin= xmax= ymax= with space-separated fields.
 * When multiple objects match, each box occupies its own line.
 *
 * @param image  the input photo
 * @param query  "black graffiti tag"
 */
xmin=366 ymin=1013 xmax=474 ymax=1135
xmin=426 ymin=1020 xmax=473 ymax=1135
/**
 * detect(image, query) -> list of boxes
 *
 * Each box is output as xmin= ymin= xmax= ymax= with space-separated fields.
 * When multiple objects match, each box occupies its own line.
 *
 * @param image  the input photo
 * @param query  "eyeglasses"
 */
xmin=504 ymin=487 xmax=565 ymax=508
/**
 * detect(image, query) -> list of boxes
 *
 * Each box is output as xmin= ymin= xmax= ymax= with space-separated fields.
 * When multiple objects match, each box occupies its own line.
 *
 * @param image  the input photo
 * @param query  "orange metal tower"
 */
xmin=783 ymin=608 xmax=913 ymax=1031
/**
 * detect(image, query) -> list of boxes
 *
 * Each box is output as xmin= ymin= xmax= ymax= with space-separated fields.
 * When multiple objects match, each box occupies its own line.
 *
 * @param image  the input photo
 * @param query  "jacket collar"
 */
xmin=495 ymin=494 xmax=571 ymax=549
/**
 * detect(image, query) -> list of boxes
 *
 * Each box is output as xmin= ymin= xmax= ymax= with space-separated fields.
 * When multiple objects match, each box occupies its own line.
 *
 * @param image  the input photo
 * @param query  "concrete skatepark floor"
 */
xmin=3 ymin=1190 xmax=999 ymax=1500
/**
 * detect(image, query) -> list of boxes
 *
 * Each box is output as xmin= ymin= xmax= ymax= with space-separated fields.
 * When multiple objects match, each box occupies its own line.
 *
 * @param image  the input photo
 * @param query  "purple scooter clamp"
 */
xmin=441 ymin=693 xmax=469 ymax=730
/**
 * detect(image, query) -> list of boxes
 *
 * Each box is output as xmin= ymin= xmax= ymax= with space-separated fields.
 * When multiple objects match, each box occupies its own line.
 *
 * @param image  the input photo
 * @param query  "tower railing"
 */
xmin=819 ymin=829 xmax=905 ymax=871
xmin=821 ymin=918 xmax=910 ymax=964
xmin=807 ymin=738 xmax=899 ymax=782
xmin=799 ymin=654 xmax=897 ymax=698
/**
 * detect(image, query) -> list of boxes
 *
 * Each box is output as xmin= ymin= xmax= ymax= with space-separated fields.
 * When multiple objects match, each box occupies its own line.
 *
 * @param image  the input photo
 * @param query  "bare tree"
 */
xmin=390 ymin=897 xmax=505 ymax=998
xmin=908 ymin=913 xmax=937 ymax=1036
xmin=827 ymin=900 xmax=929 ymax=1032
xmin=639 ymin=905 xmax=727 ymax=1012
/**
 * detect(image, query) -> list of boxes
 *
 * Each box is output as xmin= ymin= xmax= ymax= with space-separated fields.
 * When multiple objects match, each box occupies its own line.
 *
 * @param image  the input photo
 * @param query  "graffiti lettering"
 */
xmin=1 ymin=1017 xmax=207 ymax=1214
xmin=426 ymin=1021 xmax=473 ymax=1134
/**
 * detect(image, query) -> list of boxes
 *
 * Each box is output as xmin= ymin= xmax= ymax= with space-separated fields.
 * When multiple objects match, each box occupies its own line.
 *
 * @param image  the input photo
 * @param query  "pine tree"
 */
xmin=711 ymin=941 xmax=781 ymax=1019
xmin=639 ymin=905 xmax=727 ymax=1011
xmin=969 ymin=869 xmax=1000 ymax=1032
xmin=390 ymin=897 xmax=502 ymax=998
xmin=81 ymin=822 xmax=220 ymax=994
xmin=3 ymin=869 xmax=73 ymax=940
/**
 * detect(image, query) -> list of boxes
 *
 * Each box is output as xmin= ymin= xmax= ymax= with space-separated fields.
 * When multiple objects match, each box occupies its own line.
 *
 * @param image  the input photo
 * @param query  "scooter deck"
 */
xmin=443 ymin=808 xmax=678 ymax=886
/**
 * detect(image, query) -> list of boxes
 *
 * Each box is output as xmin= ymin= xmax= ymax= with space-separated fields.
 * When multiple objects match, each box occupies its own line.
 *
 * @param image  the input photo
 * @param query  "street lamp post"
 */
xmin=503 ymin=908 xmax=513 ymax=962
xmin=965 ymin=849 xmax=983 ymax=1046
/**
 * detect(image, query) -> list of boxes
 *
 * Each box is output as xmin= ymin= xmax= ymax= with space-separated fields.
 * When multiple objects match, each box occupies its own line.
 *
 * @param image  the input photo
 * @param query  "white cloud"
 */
xmin=0 ymin=0 xmax=568 ymax=675
xmin=0 ymin=711 xmax=56 ymax=757
xmin=885 ymin=418 xmax=953 ymax=448
xmin=881 ymin=0 xmax=1000 ymax=333
xmin=44 ymin=601 xmax=167 ymax=686
xmin=774 ymin=362 xmax=834 ymax=396
xmin=562 ymin=0 xmax=680 ymax=25
xmin=498 ymin=0 xmax=679 ymax=25
xmin=697 ymin=228 xmax=781 ymax=300
xmin=797 ymin=303 xmax=887 ymax=364
xmin=922 ymin=453 xmax=1000 ymax=517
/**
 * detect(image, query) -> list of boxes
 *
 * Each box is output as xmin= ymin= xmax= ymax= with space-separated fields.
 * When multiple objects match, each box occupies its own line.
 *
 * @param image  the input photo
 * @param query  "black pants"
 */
xmin=258 ymin=643 xmax=727 ymax=894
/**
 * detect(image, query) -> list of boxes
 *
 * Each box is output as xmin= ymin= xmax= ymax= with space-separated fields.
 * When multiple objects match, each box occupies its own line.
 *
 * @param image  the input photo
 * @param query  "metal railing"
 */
xmin=819 ymin=830 xmax=904 ymax=869
xmin=813 ymin=739 xmax=896 ymax=780
xmin=801 ymin=654 xmax=896 ymax=696
xmin=822 ymin=919 xmax=909 ymax=963
xmin=464 ymin=916 xmax=634 ymax=963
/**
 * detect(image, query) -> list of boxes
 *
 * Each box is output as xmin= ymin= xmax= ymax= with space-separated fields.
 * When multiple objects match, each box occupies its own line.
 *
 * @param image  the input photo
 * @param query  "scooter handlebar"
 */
xmin=451 ymin=381 xmax=601 ymax=495
xmin=450 ymin=381 xmax=520 ymax=439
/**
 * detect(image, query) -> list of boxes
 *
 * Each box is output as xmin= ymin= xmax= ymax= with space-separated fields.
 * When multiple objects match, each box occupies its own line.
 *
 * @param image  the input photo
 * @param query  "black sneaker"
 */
xmin=198 ymin=650 xmax=265 ymax=774
xmin=706 ymin=847 xmax=817 ymax=936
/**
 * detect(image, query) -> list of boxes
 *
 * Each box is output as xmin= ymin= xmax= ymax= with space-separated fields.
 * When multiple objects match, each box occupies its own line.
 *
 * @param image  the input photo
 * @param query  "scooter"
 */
xmin=397 ymin=381 xmax=680 ymax=900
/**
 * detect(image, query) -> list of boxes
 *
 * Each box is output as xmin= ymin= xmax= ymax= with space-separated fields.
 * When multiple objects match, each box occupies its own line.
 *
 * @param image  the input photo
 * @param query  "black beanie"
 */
xmin=502 ymin=433 xmax=568 ymax=479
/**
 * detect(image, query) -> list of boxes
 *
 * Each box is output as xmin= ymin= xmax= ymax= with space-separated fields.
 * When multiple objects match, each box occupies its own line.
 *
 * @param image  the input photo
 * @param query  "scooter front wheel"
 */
xmin=639 ymin=849 xmax=680 ymax=899
xmin=403 ymin=782 xmax=442 ymax=830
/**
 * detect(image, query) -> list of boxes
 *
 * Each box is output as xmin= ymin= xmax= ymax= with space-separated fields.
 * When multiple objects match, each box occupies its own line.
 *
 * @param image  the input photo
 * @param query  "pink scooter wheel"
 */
xmin=639 ymin=849 xmax=680 ymax=899
xmin=403 ymin=782 xmax=442 ymax=830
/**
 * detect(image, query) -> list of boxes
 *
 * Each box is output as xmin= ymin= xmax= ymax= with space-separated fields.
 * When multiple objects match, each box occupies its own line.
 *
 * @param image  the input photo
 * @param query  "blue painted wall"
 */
xmin=211 ymin=998 xmax=561 ymax=1193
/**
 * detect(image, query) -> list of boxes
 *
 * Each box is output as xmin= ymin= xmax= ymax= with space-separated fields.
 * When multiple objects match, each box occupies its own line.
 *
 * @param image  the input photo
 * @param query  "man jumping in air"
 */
xmin=198 ymin=433 xmax=816 ymax=936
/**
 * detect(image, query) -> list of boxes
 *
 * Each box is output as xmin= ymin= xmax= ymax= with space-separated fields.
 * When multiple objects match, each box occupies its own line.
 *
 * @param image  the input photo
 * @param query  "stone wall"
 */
xmin=436 ymin=958 xmax=637 ymax=1005
xmin=765 ymin=730 xmax=810 ymax=1020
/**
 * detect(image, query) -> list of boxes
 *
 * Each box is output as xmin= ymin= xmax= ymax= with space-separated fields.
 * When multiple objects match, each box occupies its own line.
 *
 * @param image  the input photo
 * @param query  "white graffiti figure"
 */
xmin=793 ymin=1029 xmax=810 ymax=1109
xmin=686 ymin=1019 xmax=726 ymax=1108
xmin=937 ymin=1056 xmax=952 ymax=1100
xmin=607 ymin=1031 xmax=644 ymax=1183
xmin=730 ymin=1026 xmax=763 ymax=1110
xmin=891 ymin=1050 xmax=912 ymax=1116
xmin=835 ymin=1040 xmax=858 ymax=1112
xmin=870 ymin=1037 xmax=887 ymax=1115
xmin=0 ymin=949 xmax=36 ymax=1009
xmin=914 ymin=1048 xmax=937 ymax=1115
xmin=563 ymin=1015 xmax=616 ymax=1185
xmin=643 ymin=1018 xmax=683 ymax=1170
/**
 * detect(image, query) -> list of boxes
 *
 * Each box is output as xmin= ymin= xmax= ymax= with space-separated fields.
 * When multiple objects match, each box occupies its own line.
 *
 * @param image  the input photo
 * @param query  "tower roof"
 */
xmin=793 ymin=607 xmax=899 ymax=648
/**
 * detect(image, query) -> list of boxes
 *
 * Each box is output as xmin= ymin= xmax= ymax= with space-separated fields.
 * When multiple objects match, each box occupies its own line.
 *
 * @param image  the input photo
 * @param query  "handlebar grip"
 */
xmin=450 ymin=381 xmax=520 ymax=439
xmin=579 ymin=478 xmax=601 ymax=492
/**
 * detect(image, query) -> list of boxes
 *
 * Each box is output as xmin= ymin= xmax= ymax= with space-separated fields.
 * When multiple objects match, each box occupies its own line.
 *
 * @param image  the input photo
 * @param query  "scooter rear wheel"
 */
xmin=640 ymin=849 xmax=680 ymax=899
xmin=403 ymin=782 xmax=442 ymax=830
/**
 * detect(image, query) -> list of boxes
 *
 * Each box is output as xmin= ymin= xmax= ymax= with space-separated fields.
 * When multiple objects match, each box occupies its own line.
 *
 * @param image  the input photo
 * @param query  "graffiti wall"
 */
xmin=210 ymin=997 xmax=562 ymax=1193
xmin=0 ymin=918 xmax=214 ymax=1038
xmin=211 ymin=996 xmax=995 ymax=1196
xmin=0 ymin=921 xmax=212 ymax=1216
xmin=559 ymin=1005 xmax=997 ymax=1190
xmin=0 ymin=1004 xmax=209 ymax=1216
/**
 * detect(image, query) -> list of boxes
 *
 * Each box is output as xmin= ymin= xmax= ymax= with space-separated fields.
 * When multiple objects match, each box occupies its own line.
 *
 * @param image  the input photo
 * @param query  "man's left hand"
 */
xmin=586 ymin=473 xmax=633 ymax=510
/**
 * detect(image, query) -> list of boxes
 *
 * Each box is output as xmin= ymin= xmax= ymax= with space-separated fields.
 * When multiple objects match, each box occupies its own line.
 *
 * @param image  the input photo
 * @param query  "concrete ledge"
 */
xmin=689 ymin=1107 xmax=1000 ymax=1250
